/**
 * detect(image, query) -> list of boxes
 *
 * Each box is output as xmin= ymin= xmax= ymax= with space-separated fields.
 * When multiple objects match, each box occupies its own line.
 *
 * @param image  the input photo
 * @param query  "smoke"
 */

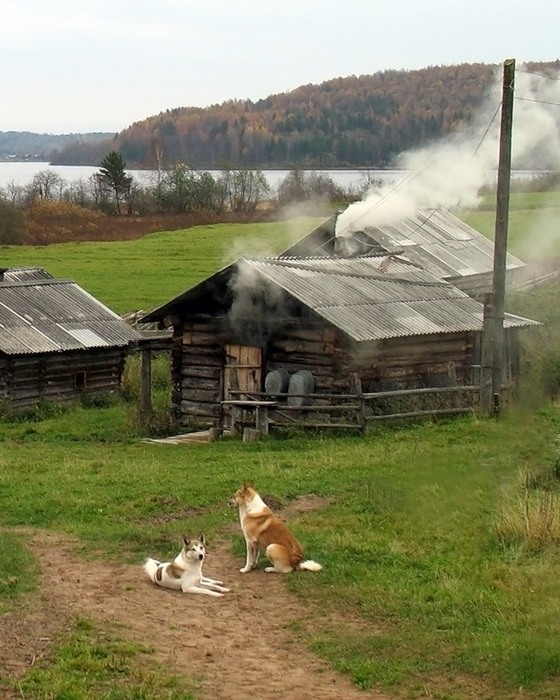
xmin=224 ymin=203 xmax=330 ymax=264
xmin=226 ymin=260 xmax=292 ymax=340
xmin=336 ymin=64 xmax=560 ymax=238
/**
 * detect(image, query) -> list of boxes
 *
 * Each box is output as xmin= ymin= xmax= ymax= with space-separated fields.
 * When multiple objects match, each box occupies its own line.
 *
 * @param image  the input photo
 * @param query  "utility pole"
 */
xmin=481 ymin=58 xmax=515 ymax=414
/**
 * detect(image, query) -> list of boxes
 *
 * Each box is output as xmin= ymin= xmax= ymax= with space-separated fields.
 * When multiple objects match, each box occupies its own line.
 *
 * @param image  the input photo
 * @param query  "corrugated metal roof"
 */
xmin=140 ymin=253 xmax=539 ymax=342
xmin=0 ymin=269 xmax=142 ymax=355
xmin=0 ymin=266 xmax=54 ymax=283
xmin=340 ymin=209 xmax=526 ymax=279
xmin=240 ymin=256 xmax=538 ymax=342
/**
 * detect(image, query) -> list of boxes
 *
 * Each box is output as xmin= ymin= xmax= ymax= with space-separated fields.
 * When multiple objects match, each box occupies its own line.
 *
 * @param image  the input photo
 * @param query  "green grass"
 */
xmin=0 ymin=217 xmax=321 ymax=314
xmin=2 ymin=407 xmax=560 ymax=697
xmin=1 ymin=618 xmax=196 ymax=700
xmin=463 ymin=190 xmax=560 ymax=260
xmin=2 ymin=206 xmax=560 ymax=697
xmin=0 ymin=530 xmax=39 ymax=608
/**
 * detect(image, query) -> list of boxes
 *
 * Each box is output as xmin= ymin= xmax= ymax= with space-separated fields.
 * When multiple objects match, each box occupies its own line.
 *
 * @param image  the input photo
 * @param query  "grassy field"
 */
xmin=0 ymin=217 xmax=319 ymax=315
xmin=1 ymin=197 xmax=560 ymax=698
xmin=0 ymin=191 xmax=558 ymax=317
xmin=463 ymin=190 xmax=560 ymax=260
xmin=2 ymin=404 xmax=560 ymax=698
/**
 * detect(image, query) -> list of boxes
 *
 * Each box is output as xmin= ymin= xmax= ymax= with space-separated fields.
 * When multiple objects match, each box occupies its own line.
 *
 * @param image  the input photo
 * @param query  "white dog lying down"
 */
xmin=144 ymin=534 xmax=230 ymax=597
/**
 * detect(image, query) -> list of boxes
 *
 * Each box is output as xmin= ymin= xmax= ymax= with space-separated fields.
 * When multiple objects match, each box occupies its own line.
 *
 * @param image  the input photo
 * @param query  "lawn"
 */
xmin=1 ymin=201 xmax=560 ymax=698
xmin=0 ymin=217 xmax=320 ymax=314
xmin=2 ymin=403 xmax=560 ymax=698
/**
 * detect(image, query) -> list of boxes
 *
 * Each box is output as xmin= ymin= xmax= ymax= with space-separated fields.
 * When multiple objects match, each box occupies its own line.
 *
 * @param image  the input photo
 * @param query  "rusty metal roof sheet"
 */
xmin=0 ymin=269 xmax=142 ymax=355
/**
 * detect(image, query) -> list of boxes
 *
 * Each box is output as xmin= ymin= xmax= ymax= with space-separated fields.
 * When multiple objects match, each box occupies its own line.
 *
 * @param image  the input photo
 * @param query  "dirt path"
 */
xmin=1 ymin=528 xmax=391 ymax=700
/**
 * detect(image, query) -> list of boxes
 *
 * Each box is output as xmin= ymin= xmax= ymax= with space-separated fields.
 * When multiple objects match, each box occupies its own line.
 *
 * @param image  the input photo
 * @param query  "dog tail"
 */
xmin=298 ymin=559 xmax=323 ymax=572
xmin=143 ymin=557 xmax=161 ymax=583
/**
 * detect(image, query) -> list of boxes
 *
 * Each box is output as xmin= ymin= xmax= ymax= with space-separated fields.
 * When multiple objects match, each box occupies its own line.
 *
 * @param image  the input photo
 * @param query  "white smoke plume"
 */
xmin=336 ymin=64 xmax=560 ymax=239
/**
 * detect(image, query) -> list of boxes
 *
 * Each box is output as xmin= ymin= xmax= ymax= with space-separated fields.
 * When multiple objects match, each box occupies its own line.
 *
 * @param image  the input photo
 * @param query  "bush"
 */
xmin=0 ymin=198 xmax=24 ymax=244
xmin=23 ymin=200 xmax=104 ymax=244
xmin=26 ymin=200 xmax=104 ymax=220
xmin=276 ymin=169 xmax=344 ymax=205
xmin=495 ymin=487 xmax=560 ymax=551
xmin=0 ymin=399 xmax=69 ymax=423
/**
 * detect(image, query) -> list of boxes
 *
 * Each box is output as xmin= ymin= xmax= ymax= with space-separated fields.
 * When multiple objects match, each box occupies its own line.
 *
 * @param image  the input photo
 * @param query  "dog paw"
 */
xmin=239 ymin=567 xmax=251 ymax=573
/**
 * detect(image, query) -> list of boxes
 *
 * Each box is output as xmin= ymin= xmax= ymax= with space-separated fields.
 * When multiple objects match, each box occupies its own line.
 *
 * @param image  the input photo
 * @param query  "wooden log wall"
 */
xmin=0 ymin=358 xmax=8 ymax=403
xmin=266 ymin=324 xmax=339 ymax=393
xmin=2 ymin=349 xmax=127 ymax=409
xmin=172 ymin=308 xmax=521 ymax=430
xmin=344 ymin=332 xmax=476 ymax=390
xmin=176 ymin=317 xmax=224 ymax=428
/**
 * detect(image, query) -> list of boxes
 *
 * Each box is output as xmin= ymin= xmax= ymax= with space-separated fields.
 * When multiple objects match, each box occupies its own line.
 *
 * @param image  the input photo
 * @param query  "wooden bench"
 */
xmin=221 ymin=399 xmax=278 ymax=436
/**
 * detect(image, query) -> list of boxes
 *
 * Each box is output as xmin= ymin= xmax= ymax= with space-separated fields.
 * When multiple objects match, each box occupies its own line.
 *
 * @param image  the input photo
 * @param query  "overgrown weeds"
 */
xmin=495 ymin=459 xmax=560 ymax=551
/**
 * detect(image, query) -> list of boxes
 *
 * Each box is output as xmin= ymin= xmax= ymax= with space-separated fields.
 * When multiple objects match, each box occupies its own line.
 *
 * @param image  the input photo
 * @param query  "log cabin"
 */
xmin=140 ymin=253 xmax=537 ymax=432
xmin=0 ymin=267 xmax=142 ymax=409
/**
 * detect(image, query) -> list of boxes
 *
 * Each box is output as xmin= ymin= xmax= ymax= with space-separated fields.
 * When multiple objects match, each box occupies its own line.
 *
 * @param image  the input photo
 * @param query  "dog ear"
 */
xmin=182 ymin=535 xmax=190 ymax=547
xmin=199 ymin=533 xmax=206 ymax=545
xmin=243 ymin=481 xmax=253 ymax=490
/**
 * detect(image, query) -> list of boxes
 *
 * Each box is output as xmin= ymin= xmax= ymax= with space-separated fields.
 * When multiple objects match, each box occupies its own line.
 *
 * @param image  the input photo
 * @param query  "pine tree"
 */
xmin=96 ymin=151 xmax=132 ymax=215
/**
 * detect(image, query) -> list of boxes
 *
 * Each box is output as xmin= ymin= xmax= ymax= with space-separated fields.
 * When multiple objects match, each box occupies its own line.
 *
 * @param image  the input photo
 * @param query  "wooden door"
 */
xmin=223 ymin=344 xmax=263 ymax=400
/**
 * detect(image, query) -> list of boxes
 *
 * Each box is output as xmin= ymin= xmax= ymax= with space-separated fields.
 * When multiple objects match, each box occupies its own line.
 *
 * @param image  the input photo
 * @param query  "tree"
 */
xmin=277 ymin=169 xmax=342 ymax=205
xmin=157 ymin=163 xmax=222 ymax=214
xmin=219 ymin=168 xmax=270 ymax=212
xmin=0 ymin=198 xmax=23 ymax=244
xmin=96 ymin=151 xmax=133 ymax=215
xmin=26 ymin=170 xmax=65 ymax=203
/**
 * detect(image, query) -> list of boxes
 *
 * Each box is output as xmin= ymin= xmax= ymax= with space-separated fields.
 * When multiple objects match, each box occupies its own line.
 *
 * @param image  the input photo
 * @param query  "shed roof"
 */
xmin=0 ymin=268 xmax=142 ymax=355
xmin=279 ymin=209 xmax=526 ymax=281
xmin=141 ymin=254 xmax=538 ymax=342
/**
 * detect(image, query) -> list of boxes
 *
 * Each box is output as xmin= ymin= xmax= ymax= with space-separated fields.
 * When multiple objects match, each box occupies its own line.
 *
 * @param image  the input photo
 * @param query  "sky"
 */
xmin=2 ymin=0 xmax=560 ymax=135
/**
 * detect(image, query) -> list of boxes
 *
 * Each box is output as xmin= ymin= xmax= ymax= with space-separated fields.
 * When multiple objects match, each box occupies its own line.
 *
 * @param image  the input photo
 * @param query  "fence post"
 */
xmin=480 ymin=293 xmax=495 ymax=414
xmin=446 ymin=361 xmax=460 ymax=409
xmin=140 ymin=347 xmax=152 ymax=418
xmin=350 ymin=373 xmax=367 ymax=436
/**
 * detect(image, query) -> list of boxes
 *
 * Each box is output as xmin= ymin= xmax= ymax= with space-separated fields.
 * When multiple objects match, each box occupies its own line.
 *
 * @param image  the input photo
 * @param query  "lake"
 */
xmin=0 ymin=162 xmax=403 ymax=191
xmin=0 ymin=161 xmax=542 ymax=192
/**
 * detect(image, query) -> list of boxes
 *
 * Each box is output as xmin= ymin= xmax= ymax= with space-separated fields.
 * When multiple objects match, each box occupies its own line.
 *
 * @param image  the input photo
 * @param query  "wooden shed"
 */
xmin=140 ymin=254 xmax=538 ymax=432
xmin=280 ymin=209 xmax=527 ymax=298
xmin=0 ymin=267 xmax=142 ymax=409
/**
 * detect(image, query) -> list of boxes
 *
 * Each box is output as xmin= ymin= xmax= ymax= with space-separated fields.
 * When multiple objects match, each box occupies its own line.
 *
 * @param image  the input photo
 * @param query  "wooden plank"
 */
xmin=271 ymin=421 xmax=360 ymax=429
xmin=180 ymin=400 xmax=221 ymax=418
xmin=182 ymin=354 xmax=223 ymax=367
xmin=367 ymin=407 xmax=474 ymax=421
xmin=182 ymin=331 xmax=220 ymax=346
xmin=182 ymin=387 xmax=221 ymax=403
xmin=363 ymin=385 xmax=479 ymax=399
xmin=182 ymin=345 xmax=222 ymax=357
xmin=273 ymin=339 xmax=327 ymax=355
xmin=181 ymin=366 xmax=221 ymax=379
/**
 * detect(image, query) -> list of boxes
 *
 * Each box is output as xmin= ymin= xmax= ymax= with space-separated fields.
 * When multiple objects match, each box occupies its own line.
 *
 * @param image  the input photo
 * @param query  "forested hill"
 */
xmin=50 ymin=60 xmax=559 ymax=169
xmin=0 ymin=131 xmax=112 ymax=160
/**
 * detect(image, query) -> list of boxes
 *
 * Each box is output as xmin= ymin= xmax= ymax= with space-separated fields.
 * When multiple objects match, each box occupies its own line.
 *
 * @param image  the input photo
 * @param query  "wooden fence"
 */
xmin=225 ymin=374 xmax=482 ymax=435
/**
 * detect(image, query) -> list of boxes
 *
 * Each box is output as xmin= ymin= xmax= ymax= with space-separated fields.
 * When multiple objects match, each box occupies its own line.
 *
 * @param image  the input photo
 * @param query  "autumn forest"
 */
xmin=46 ymin=61 xmax=558 ymax=170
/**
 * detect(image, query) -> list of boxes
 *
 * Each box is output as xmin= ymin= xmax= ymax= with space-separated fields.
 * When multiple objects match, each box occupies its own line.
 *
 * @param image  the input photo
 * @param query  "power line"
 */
xmin=471 ymin=101 xmax=502 ymax=159
xmin=515 ymin=95 xmax=560 ymax=108
xmin=336 ymin=101 xmax=504 ymax=239
xmin=516 ymin=68 xmax=560 ymax=82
